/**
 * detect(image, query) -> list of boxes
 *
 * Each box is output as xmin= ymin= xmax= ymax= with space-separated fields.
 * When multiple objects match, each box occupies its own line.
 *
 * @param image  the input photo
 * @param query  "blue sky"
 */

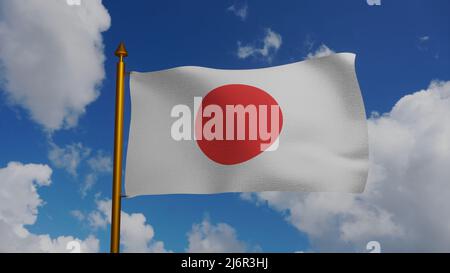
xmin=0 ymin=0 xmax=449 ymax=252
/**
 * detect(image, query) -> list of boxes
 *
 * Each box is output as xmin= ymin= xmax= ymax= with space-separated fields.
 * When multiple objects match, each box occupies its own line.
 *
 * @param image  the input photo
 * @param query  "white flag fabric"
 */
xmin=125 ymin=53 xmax=368 ymax=196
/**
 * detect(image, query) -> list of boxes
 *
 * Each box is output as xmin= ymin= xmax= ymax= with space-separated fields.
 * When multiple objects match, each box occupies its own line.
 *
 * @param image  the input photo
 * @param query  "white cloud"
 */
xmin=87 ymin=151 xmax=112 ymax=173
xmin=48 ymin=142 xmax=91 ymax=176
xmin=48 ymin=141 xmax=111 ymax=197
xmin=86 ymin=198 xmax=168 ymax=253
xmin=81 ymin=151 xmax=112 ymax=197
xmin=419 ymin=36 xmax=430 ymax=42
xmin=81 ymin=173 xmax=97 ymax=197
xmin=417 ymin=35 xmax=431 ymax=52
xmin=186 ymin=218 xmax=247 ymax=253
xmin=70 ymin=210 xmax=85 ymax=221
xmin=244 ymin=80 xmax=450 ymax=252
xmin=227 ymin=3 xmax=248 ymax=21
xmin=306 ymin=44 xmax=335 ymax=59
xmin=36 ymin=234 xmax=99 ymax=253
xmin=0 ymin=0 xmax=111 ymax=131
xmin=121 ymin=210 xmax=167 ymax=253
xmin=84 ymin=201 xmax=249 ymax=253
xmin=87 ymin=210 xmax=108 ymax=230
xmin=237 ymin=28 xmax=282 ymax=62
xmin=0 ymin=161 xmax=99 ymax=252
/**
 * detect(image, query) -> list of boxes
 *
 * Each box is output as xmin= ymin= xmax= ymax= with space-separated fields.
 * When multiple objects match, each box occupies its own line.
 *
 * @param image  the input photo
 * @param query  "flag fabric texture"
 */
xmin=125 ymin=53 xmax=368 ymax=196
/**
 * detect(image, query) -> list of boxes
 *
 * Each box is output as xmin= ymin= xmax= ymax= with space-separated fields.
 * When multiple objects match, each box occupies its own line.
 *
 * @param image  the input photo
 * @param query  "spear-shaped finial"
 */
xmin=115 ymin=42 xmax=128 ymax=58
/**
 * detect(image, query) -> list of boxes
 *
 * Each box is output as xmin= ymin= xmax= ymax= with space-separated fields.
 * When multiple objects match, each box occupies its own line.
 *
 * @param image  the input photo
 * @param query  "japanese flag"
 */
xmin=125 ymin=53 xmax=368 ymax=196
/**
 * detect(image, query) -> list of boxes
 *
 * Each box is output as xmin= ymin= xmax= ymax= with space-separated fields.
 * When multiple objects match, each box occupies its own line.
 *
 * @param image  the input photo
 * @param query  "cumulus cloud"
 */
xmin=306 ymin=44 xmax=335 ymax=59
xmin=419 ymin=36 xmax=430 ymax=42
xmin=244 ymin=80 xmax=450 ymax=252
xmin=81 ymin=151 xmax=112 ymax=197
xmin=0 ymin=162 xmax=99 ymax=252
xmin=83 ymin=198 xmax=168 ymax=253
xmin=48 ymin=142 xmax=91 ymax=176
xmin=237 ymin=28 xmax=282 ymax=62
xmin=48 ymin=142 xmax=111 ymax=197
xmin=87 ymin=151 xmax=112 ymax=173
xmin=0 ymin=0 xmax=111 ymax=131
xmin=70 ymin=210 xmax=85 ymax=221
xmin=417 ymin=35 xmax=431 ymax=52
xmin=186 ymin=218 xmax=247 ymax=253
xmin=227 ymin=2 xmax=248 ymax=21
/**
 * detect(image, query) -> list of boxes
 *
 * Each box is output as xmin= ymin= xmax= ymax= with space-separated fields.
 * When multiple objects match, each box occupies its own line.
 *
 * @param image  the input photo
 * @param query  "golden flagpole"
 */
xmin=110 ymin=42 xmax=128 ymax=253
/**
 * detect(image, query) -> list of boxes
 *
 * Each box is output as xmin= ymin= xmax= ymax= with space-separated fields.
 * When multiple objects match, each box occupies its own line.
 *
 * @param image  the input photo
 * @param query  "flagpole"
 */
xmin=110 ymin=42 xmax=128 ymax=253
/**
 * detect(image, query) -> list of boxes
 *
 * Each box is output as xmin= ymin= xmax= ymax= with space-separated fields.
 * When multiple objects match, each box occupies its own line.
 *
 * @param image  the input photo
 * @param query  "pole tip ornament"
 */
xmin=115 ymin=42 xmax=128 ymax=57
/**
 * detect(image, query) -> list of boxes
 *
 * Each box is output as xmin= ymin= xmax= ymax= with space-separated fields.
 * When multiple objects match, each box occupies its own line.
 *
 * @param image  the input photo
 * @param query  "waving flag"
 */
xmin=125 ymin=53 xmax=368 ymax=196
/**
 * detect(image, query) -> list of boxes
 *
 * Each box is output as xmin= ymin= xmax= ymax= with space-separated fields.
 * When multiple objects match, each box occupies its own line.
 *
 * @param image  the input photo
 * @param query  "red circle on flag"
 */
xmin=195 ymin=84 xmax=283 ymax=165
